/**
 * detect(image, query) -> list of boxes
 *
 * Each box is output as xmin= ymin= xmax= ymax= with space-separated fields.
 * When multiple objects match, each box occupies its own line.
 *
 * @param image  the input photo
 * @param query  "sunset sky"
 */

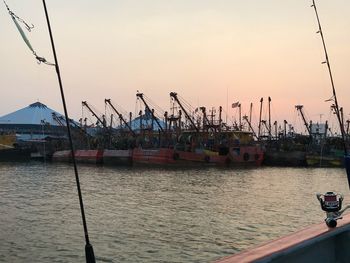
xmin=1 ymin=0 xmax=349 ymax=133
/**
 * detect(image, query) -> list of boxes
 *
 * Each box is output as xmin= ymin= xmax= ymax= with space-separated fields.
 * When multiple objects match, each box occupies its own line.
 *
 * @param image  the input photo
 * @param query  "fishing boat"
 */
xmin=306 ymin=153 xmax=344 ymax=167
xmin=132 ymin=91 xmax=264 ymax=167
xmin=0 ymin=133 xmax=32 ymax=161
xmin=262 ymin=134 xmax=309 ymax=167
xmin=0 ymin=147 xmax=32 ymax=161
xmin=52 ymin=149 xmax=133 ymax=165
xmin=132 ymin=132 xmax=263 ymax=167
xmin=103 ymin=149 xmax=133 ymax=166
xmin=306 ymin=138 xmax=346 ymax=167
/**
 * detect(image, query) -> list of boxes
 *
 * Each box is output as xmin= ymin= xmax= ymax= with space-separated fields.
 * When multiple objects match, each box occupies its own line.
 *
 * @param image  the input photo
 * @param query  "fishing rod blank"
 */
xmin=41 ymin=0 xmax=96 ymax=262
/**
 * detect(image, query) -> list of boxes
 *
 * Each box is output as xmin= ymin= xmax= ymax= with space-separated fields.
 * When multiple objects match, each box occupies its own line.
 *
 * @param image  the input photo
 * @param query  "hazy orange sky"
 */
xmin=1 ymin=1 xmax=349 ymax=133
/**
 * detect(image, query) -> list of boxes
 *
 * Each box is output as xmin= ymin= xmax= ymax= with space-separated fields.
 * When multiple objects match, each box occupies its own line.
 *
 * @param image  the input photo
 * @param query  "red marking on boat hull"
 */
xmin=103 ymin=149 xmax=132 ymax=165
xmin=52 ymin=150 xmax=72 ymax=162
xmin=75 ymin=150 xmax=103 ymax=164
xmin=230 ymin=145 xmax=264 ymax=166
xmin=132 ymin=148 xmax=176 ymax=165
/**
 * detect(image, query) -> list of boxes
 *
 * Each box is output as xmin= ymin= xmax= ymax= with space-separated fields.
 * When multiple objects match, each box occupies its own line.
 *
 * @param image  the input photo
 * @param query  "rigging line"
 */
xmin=3 ymin=0 xmax=55 ymax=66
xmin=42 ymin=1 xmax=95 ymax=262
xmin=109 ymin=99 xmax=128 ymax=117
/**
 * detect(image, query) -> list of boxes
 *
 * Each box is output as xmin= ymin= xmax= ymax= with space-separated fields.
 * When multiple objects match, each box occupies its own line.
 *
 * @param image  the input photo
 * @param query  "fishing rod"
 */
xmin=311 ymin=0 xmax=347 ymax=156
xmin=4 ymin=0 xmax=96 ymax=260
xmin=311 ymin=0 xmax=350 ymax=228
xmin=41 ymin=1 xmax=96 ymax=262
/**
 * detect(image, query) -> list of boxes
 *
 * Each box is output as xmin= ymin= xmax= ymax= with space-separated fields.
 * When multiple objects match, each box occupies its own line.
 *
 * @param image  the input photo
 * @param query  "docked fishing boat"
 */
xmin=0 ymin=147 xmax=32 ymax=161
xmin=306 ymin=153 xmax=344 ymax=167
xmin=264 ymin=149 xmax=307 ymax=166
xmin=74 ymin=149 xmax=104 ymax=164
xmin=132 ymin=139 xmax=263 ymax=167
xmin=52 ymin=149 xmax=133 ymax=165
xmin=306 ymin=137 xmax=346 ymax=167
xmin=132 ymin=147 xmax=177 ymax=166
xmin=262 ymin=135 xmax=309 ymax=167
xmin=103 ymin=149 xmax=133 ymax=166
xmin=0 ymin=133 xmax=34 ymax=161
xmin=130 ymin=91 xmax=264 ymax=167
xmin=132 ymin=132 xmax=264 ymax=167
xmin=52 ymin=149 xmax=72 ymax=162
xmin=0 ymin=133 xmax=16 ymax=149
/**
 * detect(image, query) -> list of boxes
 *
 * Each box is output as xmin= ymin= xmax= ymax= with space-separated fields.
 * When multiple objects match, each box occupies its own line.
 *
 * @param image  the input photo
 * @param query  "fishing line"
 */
xmin=3 ymin=0 xmax=54 ymax=66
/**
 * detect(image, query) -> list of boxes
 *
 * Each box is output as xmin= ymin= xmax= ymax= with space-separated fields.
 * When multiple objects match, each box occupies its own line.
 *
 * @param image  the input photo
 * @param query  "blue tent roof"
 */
xmin=122 ymin=108 xmax=166 ymax=131
xmin=129 ymin=115 xmax=166 ymax=131
xmin=0 ymin=102 xmax=66 ymax=126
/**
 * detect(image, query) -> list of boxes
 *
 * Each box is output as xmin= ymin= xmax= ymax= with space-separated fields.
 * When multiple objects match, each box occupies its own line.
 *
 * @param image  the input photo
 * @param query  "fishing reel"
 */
xmin=316 ymin=192 xmax=350 ymax=228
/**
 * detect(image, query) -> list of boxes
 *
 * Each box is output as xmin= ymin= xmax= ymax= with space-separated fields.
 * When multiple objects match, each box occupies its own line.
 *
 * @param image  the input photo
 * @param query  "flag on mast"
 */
xmin=232 ymin=102 xmax=240 ymax=108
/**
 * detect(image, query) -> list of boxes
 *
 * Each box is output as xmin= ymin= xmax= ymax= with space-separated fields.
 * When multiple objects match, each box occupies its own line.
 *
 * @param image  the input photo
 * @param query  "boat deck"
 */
xmin=215 ymin=213 xmax=350 ymax=263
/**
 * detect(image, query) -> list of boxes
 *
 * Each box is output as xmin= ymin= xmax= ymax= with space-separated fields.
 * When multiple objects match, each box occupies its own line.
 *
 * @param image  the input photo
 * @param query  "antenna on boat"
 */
xmin=311 ymin=0 xmax=347 ymax=156
xmin=41 ymin=1 xmax=96 ymax=262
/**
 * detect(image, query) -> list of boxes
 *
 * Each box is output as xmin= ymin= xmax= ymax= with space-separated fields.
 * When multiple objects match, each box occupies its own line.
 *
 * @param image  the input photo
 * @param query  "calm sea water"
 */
xmin=0 ymin=162 xmax=349 ymax=263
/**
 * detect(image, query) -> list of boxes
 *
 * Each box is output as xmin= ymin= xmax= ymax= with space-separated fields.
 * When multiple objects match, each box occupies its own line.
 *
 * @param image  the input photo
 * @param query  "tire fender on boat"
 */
xmin=173 ymin=152 xmax=180 ymax=160
xmin=243 ymin=153 xmax=250 ymax=161
xmin=254 ymin=153 xmax=260 ymax=161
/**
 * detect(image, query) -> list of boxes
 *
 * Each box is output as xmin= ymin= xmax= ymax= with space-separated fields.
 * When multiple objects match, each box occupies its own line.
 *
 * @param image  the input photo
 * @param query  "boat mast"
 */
xmin=268 ymin=97 xmax=272 ymax=139
xmin=243 ymin=115 xmax=258 ymax=140
xmin=249 ymin=102 xmax=253 ymax=132
xmin=82 ymin=101 xmax=107 ymax=129
xmin=105 ymin=99 xmax=136 ymax=137
xmin=238 ymin=103 xmax=242 ymax=131
xmin=170 ymin=92 xmax=200 ymax=133
xmin=218 ymin=106 xmax=222 ymax=132
xmin=284 ymin=120 xmax=287 ymax=138
xmin=136 ymin=92 xmax=164 ymax=133
xmin=311 ymin=0 xmax=347 ymax=155
xmin=41 ymin=1 xmax=96 ymax=262
xmin=274 ymin=121 xmax=278 ymax=140
xmin=295 ymin=105 xmax=311 ymax=136
xmin=258 ymin=97 xmax=263 ymax=139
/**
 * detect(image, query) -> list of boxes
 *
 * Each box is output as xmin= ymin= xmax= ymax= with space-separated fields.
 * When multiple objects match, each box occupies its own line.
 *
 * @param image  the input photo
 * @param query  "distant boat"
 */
xmin=306 ymin=138 xmax=346 ymax=167
xmin=0 ymin=133 xmax=33 ymax=161
xmin=132 ymin=133 xmax=264 ymax=167
xmin=306 ymin=153 xmax=344 ymax=167
xmin=133 ymin=126 xmax=266 ymax=166
xmin=0 ymin=147 xmax=32 ymax=161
